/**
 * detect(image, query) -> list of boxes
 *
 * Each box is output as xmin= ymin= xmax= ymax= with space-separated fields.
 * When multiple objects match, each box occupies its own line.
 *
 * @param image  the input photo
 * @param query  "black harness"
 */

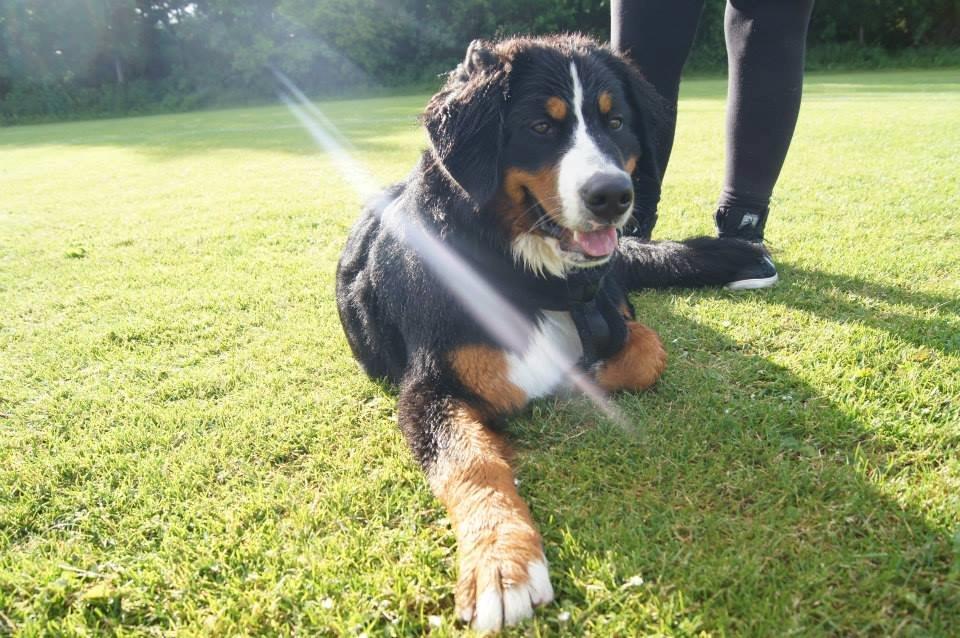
xmin=455 ymin=237 xmax=628 ymax=369
xmin=516 ymin=266 xmax=627 ymax=368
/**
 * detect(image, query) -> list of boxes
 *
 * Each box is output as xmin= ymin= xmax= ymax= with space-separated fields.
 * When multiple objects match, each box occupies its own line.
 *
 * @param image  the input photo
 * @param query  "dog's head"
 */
xmin=423 ymin=35 xmax=667 ymax=278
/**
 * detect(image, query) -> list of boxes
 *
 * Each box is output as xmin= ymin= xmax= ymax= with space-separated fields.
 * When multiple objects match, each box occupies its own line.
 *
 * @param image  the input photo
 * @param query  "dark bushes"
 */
xmin=1 ymin=0 xmax=957 ymax=123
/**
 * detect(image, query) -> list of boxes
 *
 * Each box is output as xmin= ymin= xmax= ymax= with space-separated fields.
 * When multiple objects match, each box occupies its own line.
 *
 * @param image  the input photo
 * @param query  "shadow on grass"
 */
xmin=778 ymin=265 xmax=960 ymax=355
xmin=2 ymin=69 xmax=956 ymax=159
xmin=343 ymin=263 xmax=958 ymax=633
xmin=504 ymin=290 xmax=958 ymax=635
xmin=803 ymin=70 xmax=960 ymax=92
xmin=0 ymin=97 xmax=429 ymax=160
xmin=676 ymin=68 xmax=960 ymax=100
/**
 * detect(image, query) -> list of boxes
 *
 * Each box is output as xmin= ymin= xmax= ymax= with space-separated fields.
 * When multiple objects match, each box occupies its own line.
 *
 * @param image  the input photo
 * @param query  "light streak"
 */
xmin=273 ymin=69 xmax=628 ymax=425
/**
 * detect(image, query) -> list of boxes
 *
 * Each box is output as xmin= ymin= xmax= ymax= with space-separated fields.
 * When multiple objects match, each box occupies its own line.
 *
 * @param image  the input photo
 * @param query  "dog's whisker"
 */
xmin=523 ymin=200 xmax=566 ymax=233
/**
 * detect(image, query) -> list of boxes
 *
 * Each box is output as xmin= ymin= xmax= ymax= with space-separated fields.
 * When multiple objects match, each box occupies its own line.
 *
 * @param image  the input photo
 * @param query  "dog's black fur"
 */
xmin=335 ymin=35 xmax=762 ymax=630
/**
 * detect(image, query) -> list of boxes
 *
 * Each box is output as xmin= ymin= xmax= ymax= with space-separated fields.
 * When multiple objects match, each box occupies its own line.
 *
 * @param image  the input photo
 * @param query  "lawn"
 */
xmin=1 ymin=69 xmax=958 ymax=636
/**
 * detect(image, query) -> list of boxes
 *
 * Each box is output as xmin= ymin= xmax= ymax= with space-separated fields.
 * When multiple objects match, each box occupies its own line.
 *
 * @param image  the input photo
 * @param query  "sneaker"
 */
xmin=715 ymin=205 xmax=768 ymax=242
xmin=724 ymin=251 xmax=779 ymax=291
xmin=623 ymin=206 xmax=658 ymax=241
xmin=716 ymin=205 xmax=778 ymax=290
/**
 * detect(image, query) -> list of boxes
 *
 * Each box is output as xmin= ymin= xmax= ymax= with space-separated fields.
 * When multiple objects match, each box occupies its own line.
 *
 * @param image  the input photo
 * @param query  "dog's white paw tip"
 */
xmin=468 ymin=560 xmax=554 ymax=631
xmin=503 ymin=584 xmax=534 ymax=625
xmin=473 ymin=587 xmax=504 ymax=632
xmin=527 ymin=559 xmax=554 ymax=606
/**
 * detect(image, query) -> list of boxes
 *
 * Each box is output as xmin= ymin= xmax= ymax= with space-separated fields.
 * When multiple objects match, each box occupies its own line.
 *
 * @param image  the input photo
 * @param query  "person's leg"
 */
xmin=717 ymin=0 xmax=815 ymax=242
xmin=611 ymin=0 xmax=705 ymax=239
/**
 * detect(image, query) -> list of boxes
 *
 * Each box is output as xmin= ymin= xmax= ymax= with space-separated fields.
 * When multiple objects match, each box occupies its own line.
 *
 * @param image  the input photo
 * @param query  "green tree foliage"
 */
xmin=0 ymin=0 xmax=957 ymax=121
xmin=811 ymin=0 xmax=960 ymax=47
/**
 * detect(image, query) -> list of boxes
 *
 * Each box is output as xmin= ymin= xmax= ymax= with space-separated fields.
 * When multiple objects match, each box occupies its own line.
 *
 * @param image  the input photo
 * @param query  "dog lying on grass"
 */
xmin=336 ymin=35 xmax=762 ymax=631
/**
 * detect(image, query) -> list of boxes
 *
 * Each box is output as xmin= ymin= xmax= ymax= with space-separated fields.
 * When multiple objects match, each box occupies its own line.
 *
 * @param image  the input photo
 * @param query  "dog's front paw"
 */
xmin=596 ymin=321 xmax=668 ymax=392
xmin=454 ymin=525 xmax=554 ymax=632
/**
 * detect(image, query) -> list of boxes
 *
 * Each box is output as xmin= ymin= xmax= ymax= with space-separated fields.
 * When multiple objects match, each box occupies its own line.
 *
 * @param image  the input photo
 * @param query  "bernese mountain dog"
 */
xmin=336 ymin=35 xmax=763 ymax=631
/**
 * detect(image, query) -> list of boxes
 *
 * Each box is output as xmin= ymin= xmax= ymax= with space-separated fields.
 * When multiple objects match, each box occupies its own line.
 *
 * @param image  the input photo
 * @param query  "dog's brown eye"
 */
xmin=609 ymin=116 xmax=624 ymax=130
xmin=531 ymin=121 xmax=552 ymax=135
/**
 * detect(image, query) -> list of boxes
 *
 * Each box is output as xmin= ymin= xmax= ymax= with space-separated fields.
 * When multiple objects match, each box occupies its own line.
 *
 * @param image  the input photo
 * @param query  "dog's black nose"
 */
xmin=579 ymin=172 xmax=634 ymax=221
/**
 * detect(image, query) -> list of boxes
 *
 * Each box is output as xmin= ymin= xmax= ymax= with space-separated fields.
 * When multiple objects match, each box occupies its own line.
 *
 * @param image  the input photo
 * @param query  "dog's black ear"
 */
xmin=462 ymin=38 xmax=500 ymax=78
xmin=597 ymin=50 xmax=670 ymax=219
xmin=422 ymin=39 xmax=507 ymax=206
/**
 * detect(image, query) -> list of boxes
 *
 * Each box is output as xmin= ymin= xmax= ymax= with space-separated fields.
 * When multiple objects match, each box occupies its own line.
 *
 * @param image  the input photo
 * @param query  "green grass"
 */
xmin=1 ymin=69 xmax=958 ymax=636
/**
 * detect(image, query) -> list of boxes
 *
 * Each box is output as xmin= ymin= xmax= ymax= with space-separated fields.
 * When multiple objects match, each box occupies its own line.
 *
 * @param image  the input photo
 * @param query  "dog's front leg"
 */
xmin=398 ymin=388 xmax=554 ymax=631
xmin=596 ymin=321 xmax=668 ymax=392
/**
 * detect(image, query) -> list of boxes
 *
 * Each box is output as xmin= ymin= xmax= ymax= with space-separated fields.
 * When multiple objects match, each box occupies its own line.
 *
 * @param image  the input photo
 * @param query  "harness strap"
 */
xmin=567 ymin=274 xmax=628 ymax=368
xmin=449 ymin=236 xmax=628 ymax=367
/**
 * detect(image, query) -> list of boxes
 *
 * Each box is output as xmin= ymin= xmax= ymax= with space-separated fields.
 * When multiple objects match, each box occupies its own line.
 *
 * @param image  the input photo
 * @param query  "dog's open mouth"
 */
xmin=525 ymin=191 xmax=618 ymax=260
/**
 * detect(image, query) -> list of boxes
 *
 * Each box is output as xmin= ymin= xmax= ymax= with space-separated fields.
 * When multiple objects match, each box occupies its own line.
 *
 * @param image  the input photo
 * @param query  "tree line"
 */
xmin=1 ymin=0 xmax=958 ymax=122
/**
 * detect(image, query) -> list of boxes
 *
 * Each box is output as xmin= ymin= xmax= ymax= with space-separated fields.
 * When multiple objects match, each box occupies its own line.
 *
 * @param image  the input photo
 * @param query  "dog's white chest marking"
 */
xmin=506 ymin=310 xmax=583 ymax=399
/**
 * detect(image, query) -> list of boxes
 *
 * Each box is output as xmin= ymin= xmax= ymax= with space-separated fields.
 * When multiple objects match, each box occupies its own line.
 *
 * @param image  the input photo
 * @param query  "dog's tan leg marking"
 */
xmin=449 ymin=346 xmax=526 ymax=414
xmin=429 ymin=405 xmax=554 ymax=631
xmin=596 ymin=321 xmax=668 ymax=392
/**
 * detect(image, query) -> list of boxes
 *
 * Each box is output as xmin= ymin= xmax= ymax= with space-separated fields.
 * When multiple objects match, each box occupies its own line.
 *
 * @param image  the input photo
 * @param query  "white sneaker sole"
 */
xmin=724 ymin=272 xmax=779 ymax=291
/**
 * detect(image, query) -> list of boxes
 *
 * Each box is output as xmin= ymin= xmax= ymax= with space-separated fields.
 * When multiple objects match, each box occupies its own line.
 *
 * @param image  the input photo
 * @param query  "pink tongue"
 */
xmin=573 ymin=227 xmax=618 ymax=257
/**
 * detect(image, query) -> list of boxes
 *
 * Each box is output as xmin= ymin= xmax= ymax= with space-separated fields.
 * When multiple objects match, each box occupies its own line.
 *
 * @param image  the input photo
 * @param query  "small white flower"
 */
xmin=625 ymin=575 xmax=645 ymax=588
xmin=558 ymin=610 xmax=571 ymax=622
xmin=321 ymin=597 xmax=334 ymax=609
xmin=428 ymin=615 xmax=443 ymax=627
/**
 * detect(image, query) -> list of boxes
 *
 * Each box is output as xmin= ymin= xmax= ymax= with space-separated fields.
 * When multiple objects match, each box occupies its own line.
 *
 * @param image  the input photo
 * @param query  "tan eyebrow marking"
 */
xmin=545 ymin=96 xmax=567 ymax=121
xmin=598 ymin=91 xmax=613 ymax=115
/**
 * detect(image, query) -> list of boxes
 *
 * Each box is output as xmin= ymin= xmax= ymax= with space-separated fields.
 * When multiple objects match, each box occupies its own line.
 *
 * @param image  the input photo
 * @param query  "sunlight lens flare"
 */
xmin=272 ymin=69 xmax=627 ymax=425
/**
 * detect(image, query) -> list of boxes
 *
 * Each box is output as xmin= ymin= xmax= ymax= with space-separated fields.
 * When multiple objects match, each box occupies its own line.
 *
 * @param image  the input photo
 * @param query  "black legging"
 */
xmin=612 ymin=0 xmax=815 ymax=233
